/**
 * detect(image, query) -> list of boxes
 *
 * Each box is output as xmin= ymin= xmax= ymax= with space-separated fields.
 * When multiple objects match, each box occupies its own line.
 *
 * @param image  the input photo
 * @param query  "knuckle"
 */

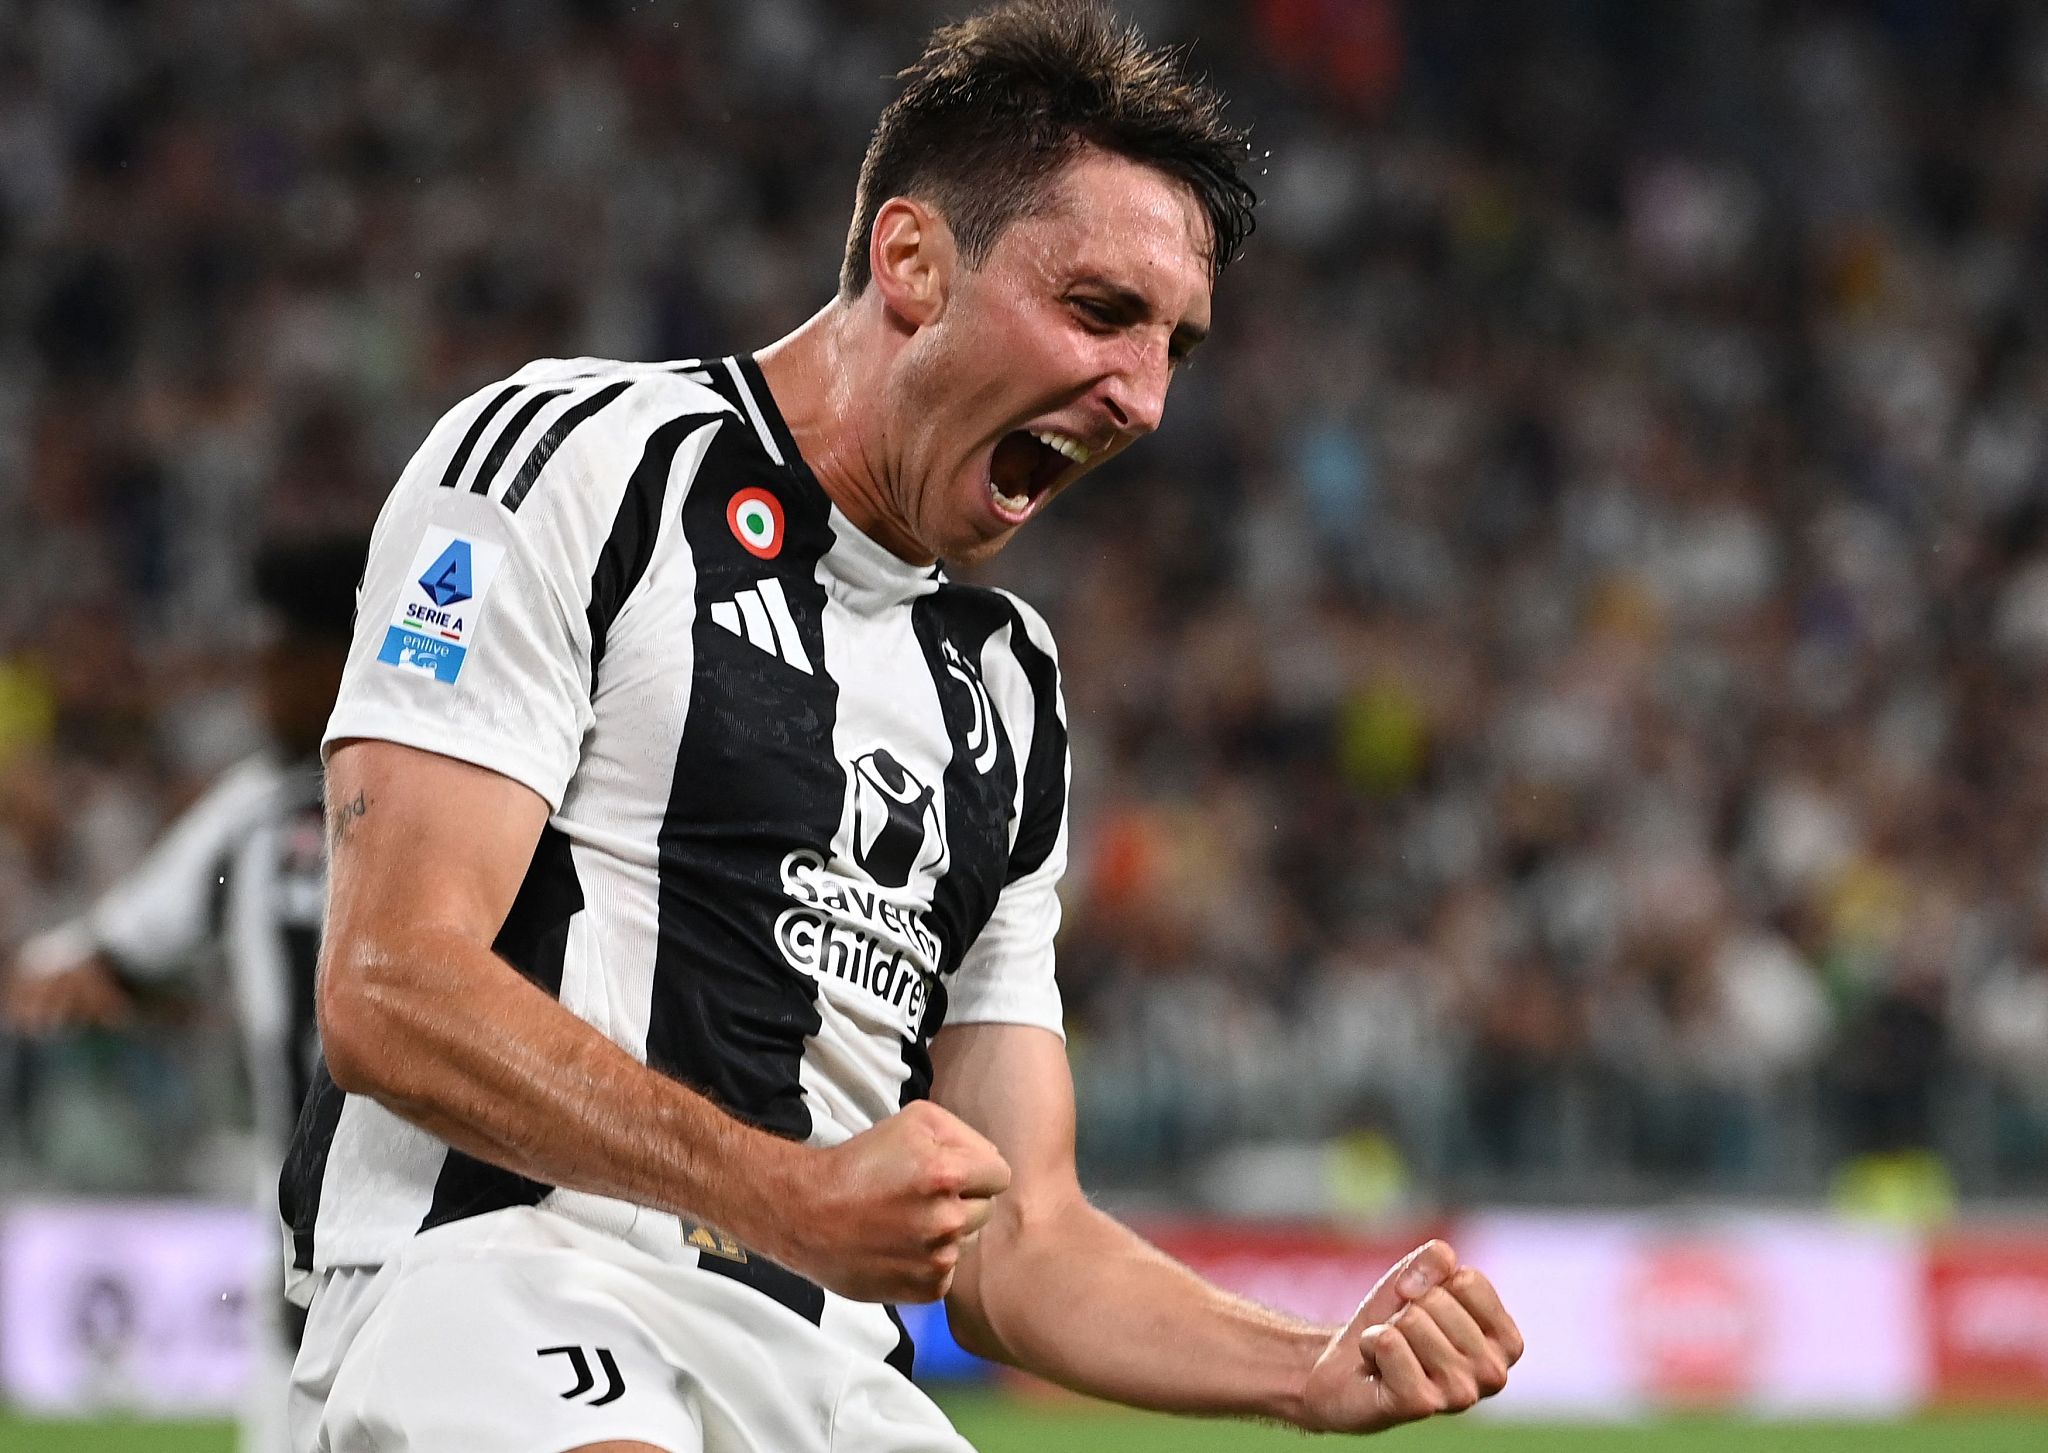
xmin=1476 ymin=1357 xmax=1509 ymax=1396
xmin=1448 ymin=1266 xmax=1482 ymax=1296
xmin=1442 ymin=1375 xmax=1480 ymax=1412
xmin=1502 ymin=1330 xmax=1527 ymax=1365
xmin=1401 ymin=1386 xmax=1444 ymax=1420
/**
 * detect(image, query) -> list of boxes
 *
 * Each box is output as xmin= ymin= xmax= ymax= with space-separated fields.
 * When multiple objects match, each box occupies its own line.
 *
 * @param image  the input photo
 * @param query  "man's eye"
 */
xmin=1072 ymin=298 xmax=1118 ymax=327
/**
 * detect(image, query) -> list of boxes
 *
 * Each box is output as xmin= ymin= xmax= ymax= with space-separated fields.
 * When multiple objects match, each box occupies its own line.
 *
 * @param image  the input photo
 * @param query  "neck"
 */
xmin=755 ymin=301 xmax=930 ymax=564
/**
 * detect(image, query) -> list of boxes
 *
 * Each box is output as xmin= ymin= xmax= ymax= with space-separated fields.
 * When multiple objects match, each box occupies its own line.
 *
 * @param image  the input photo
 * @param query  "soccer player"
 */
xmin=6 ymin=533 xmax=362 ymax=1453
xmin=284 ymin=5 xmax=1522 ymax=1450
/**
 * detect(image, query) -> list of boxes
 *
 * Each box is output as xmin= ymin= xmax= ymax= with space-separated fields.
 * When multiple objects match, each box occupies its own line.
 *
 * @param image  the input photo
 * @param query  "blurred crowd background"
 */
xmin=4 ymin=0 xmax=2048 ymax=1214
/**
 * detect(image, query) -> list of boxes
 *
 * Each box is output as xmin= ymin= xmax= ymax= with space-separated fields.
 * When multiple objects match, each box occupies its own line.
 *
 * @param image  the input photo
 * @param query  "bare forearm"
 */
xmin=321 ymin=928 xmax=800 ymax=1256
xmin=952 ymin=1196 xmax=1327 ymax=1425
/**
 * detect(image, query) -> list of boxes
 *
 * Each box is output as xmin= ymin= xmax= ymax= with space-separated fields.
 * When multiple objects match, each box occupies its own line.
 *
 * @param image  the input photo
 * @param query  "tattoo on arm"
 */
xmin=330 ymin=790 xmax=369 ymax=850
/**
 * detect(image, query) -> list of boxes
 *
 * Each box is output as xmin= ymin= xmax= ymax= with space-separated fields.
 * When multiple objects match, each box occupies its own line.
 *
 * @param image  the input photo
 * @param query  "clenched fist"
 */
xmin=1299 ymin=1240 xmax=1523 ymax=1434
xmin=770 ymin=1099 xmax=1012 ymax=1304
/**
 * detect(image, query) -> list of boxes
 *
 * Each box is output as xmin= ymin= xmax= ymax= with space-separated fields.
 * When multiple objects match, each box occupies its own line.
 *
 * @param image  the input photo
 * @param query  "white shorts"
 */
xmin=288 ymin=1207 xmax=975 ymax=1453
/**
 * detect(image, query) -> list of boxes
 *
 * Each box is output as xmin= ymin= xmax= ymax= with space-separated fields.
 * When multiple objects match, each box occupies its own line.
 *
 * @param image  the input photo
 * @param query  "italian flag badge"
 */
xmin=727 ymin=488 xmax=784 ymax=560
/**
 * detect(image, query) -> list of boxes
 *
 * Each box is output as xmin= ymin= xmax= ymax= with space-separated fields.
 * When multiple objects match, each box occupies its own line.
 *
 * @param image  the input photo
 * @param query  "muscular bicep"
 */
xmin=320 ymin=738 xmax=549 ymax=1020
xmin=930 ymin=1022 xmax=1081 ymax=1209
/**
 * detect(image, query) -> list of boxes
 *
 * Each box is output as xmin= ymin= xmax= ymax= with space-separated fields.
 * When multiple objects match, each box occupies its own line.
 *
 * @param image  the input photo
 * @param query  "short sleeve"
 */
xmin=945 ymin=820 xmax=1067 ymax=1036
xmin=944 ymin=594 xmax=1069 ymax=1037
xmin=324 ymin=367 xmax=717 ymax=810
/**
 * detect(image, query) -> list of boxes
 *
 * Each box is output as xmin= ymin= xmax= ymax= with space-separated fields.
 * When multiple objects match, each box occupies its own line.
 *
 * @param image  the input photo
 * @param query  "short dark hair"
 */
xmin=839 ymin=0 xmax=1256 ymax=299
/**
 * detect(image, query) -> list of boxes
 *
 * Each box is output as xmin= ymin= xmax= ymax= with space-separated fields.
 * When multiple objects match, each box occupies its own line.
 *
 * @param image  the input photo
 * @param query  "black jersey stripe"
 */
xmin=197 ymin=764 xmax=322 ymax=1277
xmin=282 ymin=921 xmax=320 ymax=1118
xmin=642 ymin=408 xmax=841 ymax=1139
xmin=694 ymin=1251 xmax=828 ymax=1328
xmin=586 ymin=412 xmax=727 ymax=688
xmin=280 ymin=1060 xmax=346 ymax=1273
xmin=500 ymin=379 xmax=636 ymax=513
xmin=1004 ymin=606 xmax=1067 ymax=883
xmin=267 ymin=773 xmax=329 ymax=1136
xmin=732 ymin=353 xmax=800 ymax=464
xmin=883 ymin=1303 xmax=916 ymax=1379
xmin=468 ymin=388 xmax=569 ymax=498
xmin=417 ymin=824 xmax=584 ymax=1232
xmin=436 ymin=383 xmax=524 ymax=491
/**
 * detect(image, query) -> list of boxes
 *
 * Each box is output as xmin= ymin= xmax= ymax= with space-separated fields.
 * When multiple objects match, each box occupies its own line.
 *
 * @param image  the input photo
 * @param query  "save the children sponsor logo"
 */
xmin=773 ymin=848 xmax=942 ymax=1032
xmin=375 ymin=526 xmax=506 ymax=684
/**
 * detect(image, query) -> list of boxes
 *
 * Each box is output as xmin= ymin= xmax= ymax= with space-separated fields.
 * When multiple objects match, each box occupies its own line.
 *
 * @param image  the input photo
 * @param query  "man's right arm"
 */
xmin=319 ymin=736 xmax=1008 ymax=1305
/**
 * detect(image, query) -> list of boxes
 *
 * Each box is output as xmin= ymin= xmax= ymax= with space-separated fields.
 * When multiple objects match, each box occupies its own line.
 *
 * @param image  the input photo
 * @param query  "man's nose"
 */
xmin=1100 ymin=343 xmax=1171 ymax=439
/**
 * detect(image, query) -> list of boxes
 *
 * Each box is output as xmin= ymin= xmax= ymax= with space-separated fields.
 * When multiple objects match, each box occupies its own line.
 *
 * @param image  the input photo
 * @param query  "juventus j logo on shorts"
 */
xmin=538 ymin=1345 xmax=625 ymax=1406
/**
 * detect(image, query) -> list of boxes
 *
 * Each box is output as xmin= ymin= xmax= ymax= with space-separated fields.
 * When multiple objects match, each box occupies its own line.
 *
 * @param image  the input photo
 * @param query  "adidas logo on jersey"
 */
xmin=708 ymin=578 xmax=812 ymax=674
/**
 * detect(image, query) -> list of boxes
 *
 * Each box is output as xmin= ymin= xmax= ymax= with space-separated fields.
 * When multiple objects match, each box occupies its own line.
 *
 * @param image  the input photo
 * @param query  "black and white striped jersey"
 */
xmin=281 ymin=354 xmax=1069 ymax=1369
xmin=38 ymin=752 xmax=327 ymax=1163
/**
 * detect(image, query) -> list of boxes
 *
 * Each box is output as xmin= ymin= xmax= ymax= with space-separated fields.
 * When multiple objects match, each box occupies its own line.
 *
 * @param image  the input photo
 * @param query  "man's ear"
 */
xmin=869 ymin=197 xmax=953 ymax=328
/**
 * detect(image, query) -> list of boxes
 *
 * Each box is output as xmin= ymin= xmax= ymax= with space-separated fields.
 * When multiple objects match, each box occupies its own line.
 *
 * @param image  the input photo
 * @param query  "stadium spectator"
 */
xmin=2 ymin=0 xmax=2047 ymax=1208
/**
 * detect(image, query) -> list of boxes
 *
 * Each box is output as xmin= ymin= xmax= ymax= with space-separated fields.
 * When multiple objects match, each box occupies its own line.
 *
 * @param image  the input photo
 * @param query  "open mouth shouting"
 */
xmin=987 ymin=427 xmax=1096 ymax=523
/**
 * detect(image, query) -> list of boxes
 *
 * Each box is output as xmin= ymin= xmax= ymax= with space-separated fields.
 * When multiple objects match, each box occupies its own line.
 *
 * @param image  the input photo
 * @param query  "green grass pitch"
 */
xmin=0 ymin=1416 xmax=235 ymax=1453
xmin=6 ymin=1399 xmax=2047 ymax=1450
xmin=941 ymin=1395 xmax=2048 ymax=1451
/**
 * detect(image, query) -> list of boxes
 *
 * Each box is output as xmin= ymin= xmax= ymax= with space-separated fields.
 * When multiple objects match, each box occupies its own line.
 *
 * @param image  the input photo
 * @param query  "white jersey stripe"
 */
xmin=724 ymin=356 xmax=785 ymax=466
xmin=804 ymin=509 xmax=948 ymax=1141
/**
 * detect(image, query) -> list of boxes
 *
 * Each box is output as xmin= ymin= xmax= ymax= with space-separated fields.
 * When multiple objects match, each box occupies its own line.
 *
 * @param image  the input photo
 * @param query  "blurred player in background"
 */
xmin=5 ymin=532 xmax=364 ymax=1453
xmin=286 ymin=5 xmax=1520 ymax=1451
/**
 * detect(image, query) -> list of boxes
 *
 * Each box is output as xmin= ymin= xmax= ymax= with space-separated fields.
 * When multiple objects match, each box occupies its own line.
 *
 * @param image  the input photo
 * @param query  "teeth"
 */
xmin=1030 ymin=430 xmax=1092 ymax=465
xmin=990 ymin=479 xmax=1032 ymax=514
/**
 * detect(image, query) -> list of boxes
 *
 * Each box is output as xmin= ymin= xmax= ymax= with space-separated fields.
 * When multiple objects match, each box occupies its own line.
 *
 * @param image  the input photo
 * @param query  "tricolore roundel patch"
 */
xmin=727 ymin=488 xmax=784 ymax=560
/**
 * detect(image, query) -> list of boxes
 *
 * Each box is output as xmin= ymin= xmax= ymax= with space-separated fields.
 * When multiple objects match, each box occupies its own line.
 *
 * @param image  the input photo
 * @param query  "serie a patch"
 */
xmin=375 ymin=526 xmax=507 ymax=684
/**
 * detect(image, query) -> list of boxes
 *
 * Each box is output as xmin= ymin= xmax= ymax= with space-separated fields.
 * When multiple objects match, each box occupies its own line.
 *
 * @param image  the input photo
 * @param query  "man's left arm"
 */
xmin=932 ymin=1022 xmax=1523 ymax=1433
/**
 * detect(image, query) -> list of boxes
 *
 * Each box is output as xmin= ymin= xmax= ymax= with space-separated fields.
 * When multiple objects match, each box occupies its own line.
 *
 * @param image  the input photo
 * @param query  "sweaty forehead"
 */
xmin=1014 ymin=152 xmax=1215 ymax=316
